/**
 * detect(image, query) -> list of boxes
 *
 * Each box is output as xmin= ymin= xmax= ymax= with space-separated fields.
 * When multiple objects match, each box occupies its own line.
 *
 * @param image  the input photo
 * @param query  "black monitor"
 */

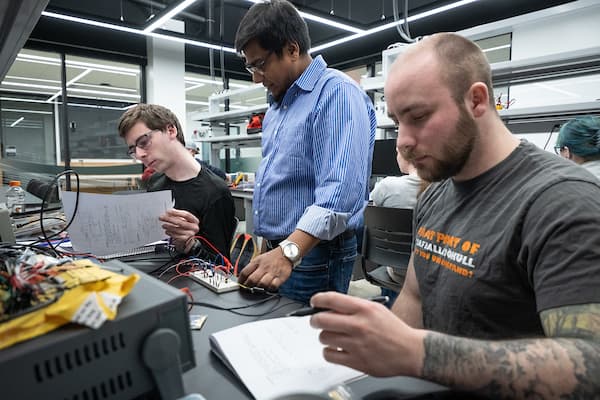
xmin=0 ymin=260 xmax=195 ymax=400
xmin=371 ymin=139 xmax=401 ymax=176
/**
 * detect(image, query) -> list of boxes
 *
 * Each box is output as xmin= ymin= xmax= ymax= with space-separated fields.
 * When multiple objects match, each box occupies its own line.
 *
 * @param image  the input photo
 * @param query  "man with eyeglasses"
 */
xmin=118 ymin=104 xmax=236 ymax=258
xmin=233 ymin=0 xmax=376 ymax=304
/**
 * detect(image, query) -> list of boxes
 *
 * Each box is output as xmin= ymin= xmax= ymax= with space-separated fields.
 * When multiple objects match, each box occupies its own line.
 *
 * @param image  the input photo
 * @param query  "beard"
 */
xmin=401 ymin=104 xmax=478 ymax=182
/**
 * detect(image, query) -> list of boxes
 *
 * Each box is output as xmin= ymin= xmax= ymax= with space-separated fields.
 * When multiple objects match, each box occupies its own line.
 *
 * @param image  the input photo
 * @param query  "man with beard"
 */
xmin=309 ymin=33 xmax=600 ymax=398
xmin=234 ymin=0 xmax=376 ymax=304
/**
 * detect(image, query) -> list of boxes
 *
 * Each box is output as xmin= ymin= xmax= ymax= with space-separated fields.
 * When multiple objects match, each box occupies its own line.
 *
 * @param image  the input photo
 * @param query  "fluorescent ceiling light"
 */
xmin=2 ymin=81 xmax=60 ymax=90
xmin=10 ymin=117 xmax=24 ymax=127
xmin=42 ymin=11 xmax=236 ymax=53
xmin=144 ymin=0 xmax=199 ymax=33
xmin=71 ymin=82 xmax=138 ymax=92
xmin=5 ymin=75 xmax=60 ymax=84
xmin=0 ymin=89 xmax=59 ymax=96
xmin=185 ymin=83 xmax=205 ymax=91
xmin=47 ymin=69 xmax=92 ymax=102
xmin=483 ymin=44 xmax=511 ymax=53
xmin=67 ymin=69 xmax=92 ymax=86
xmin=1 ymin=97 xmax=52 ymax=103
xmin=68 ymin=88 xmax=140 ymax=98
xmin=16 ymin=53 xmax=139 ymax=76
xmin=1 ymin=108 xmax=53 ymax=115
xmin=245 ymin=0 xmax=363 ymax=33
xmin=311 ymin=0 xmax=482 ymax=53
xmin=66 ymin=103 xmax=133 ymax=111
xmin=185 ymin=76 xmax=249 ymax=89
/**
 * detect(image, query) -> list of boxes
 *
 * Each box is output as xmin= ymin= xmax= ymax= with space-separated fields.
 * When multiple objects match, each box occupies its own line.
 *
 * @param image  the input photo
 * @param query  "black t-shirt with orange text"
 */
xmin=414 ymin=140 xmax=600 ymax=339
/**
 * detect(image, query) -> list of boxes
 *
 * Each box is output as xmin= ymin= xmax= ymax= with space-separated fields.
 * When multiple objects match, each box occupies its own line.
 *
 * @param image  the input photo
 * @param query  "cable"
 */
xmin=543 ymin=124 xmax=561 ymax=151
xmin=393 ymin=0 xmax=415 ymax=43
xmin=188 ymin=294 xmax=299 ymax=317
xmin=30 ymin=170 xmax=80 ymax=254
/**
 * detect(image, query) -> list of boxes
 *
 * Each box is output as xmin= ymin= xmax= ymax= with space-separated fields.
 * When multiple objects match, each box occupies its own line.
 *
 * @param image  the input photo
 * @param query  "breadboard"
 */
xmin=189 ymin=271 xmax=239 ymax=293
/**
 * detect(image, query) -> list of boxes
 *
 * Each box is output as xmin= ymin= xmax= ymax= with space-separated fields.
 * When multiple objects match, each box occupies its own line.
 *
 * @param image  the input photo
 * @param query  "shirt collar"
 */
xmin=295 ymin=55 xmax=327 ymax=92
xmin=271 ymin=55 xmax=327 ymax=108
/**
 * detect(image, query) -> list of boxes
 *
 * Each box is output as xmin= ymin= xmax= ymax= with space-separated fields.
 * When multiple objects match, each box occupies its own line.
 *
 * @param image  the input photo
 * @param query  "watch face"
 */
xmin=284 ymin=243 xmax=299 ymax=259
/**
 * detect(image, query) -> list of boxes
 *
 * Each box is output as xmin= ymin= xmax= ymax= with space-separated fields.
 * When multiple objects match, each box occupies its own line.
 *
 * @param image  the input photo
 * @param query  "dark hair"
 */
xmin=556 ymin=116 xmax=600 ymax=160
xmin=118 ymin=103 xmax=185 ymax=145
xmin=234 ymin=0 xmax=310 ymax=57
xmin=431 ymin=33 xmax=495 ymax=108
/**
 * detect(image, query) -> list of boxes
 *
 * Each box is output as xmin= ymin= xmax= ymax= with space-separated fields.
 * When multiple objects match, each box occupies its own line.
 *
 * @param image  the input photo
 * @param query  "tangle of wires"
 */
xmin=29 ymin=170 xmax=81 ymax=256
xmin=156 ymin=234 xmax=298 ymax=316
xmin=0 ymin=243 xmax=70 ymax=322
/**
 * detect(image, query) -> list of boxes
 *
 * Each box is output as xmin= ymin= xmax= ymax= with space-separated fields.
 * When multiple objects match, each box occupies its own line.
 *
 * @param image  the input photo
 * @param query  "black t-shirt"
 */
xmin=147 ymin=167 xmax=236 ymax=258
xmin=414 ymin=140 xmax=600 ymax=339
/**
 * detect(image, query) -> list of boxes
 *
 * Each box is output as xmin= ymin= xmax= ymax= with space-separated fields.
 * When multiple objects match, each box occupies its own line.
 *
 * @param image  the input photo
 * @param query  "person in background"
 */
xmin=370 ymin=150 xmax=426 ymax=303
xmin=310 ymin=33 xmax=600 ymax=398
xmin=186 ymin=145 xmax=228 ymax=181
xmin=118 ymin=104 xmax=236 ymax=258
xmin=554 ymin=115 xmax=600 ymax=179
xmin=233 ymin=0 xmax=376 ymax=304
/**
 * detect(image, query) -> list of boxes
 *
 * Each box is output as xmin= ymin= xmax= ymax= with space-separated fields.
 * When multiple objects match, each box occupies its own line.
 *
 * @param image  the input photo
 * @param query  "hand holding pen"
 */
xmin=287 ymin=295 xmax=389 ymax=317
xmin=308 ymin=292 xmax=420 ymax=378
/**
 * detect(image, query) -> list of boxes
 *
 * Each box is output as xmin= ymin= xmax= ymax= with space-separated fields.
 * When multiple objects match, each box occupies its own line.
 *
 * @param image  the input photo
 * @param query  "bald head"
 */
xmin=390 ymin=33 xmax=495 ymax=108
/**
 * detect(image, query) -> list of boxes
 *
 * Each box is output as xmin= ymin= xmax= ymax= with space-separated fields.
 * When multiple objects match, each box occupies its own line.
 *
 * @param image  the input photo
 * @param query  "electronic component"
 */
xmin=189 ymin=270 xmax=239 ymax=293
xmin=0 ymin=260 xmax=195 ymax=400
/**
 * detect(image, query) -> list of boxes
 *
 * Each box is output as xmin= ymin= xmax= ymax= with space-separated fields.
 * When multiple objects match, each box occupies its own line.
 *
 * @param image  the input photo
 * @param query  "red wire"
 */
xmin=192 ymin=234 xmax=232 ymax=271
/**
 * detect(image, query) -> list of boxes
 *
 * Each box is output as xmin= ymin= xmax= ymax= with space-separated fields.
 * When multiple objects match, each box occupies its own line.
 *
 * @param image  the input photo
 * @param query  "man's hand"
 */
xmin=237 ymin=247 xmax=293 ymax=290
xmin=159 ymin=208 xmax=200 ymax=252
xmin=309 ymin=291 xmax=425 ymax=377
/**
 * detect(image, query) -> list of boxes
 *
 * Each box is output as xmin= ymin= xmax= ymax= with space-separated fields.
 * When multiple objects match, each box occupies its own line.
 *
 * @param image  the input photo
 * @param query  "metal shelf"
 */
xmin=192 ymin=104 xmax=267 ymax=124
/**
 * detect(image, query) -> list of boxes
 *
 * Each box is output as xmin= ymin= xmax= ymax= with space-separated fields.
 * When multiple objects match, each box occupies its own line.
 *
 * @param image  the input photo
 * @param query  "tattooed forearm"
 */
xmin=422 ymin=334 xmax=600 ymax=399
xmin=421 ymin=304 xmax=600 ymax=399
xmin=540 ymin=304 xmax=600 ymax=340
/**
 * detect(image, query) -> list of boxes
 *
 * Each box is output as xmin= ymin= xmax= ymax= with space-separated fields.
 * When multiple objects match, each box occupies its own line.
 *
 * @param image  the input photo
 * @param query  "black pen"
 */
xmin=286 ymin=295 xmax=389 ymax=317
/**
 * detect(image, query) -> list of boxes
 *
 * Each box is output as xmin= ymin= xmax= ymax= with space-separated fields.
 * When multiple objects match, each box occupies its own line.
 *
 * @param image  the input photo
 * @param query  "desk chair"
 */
xmin=361 ymin=205 xmax=413 ymax=293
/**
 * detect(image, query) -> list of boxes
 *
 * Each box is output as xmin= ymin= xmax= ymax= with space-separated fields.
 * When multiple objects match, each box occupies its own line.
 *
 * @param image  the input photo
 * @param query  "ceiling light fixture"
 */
xmin=42 ymin=11 xmax=236 ymax=53
xmin=482 ymin=44 xmax=511 ymax=53
xmin=185 ymin=83 xmax=205 ymax=91
xmin=144 ymin=0 xmax=199 ymax=33
xmin=245 ymin=0 xmax=363 ymax=33
xmin=5 ymin=75 xmax=60 ymax=84
xmin=310 ymin=0 xmax=482 ymax=53
xmin=46 ymin=69 xmax=92 ymax=102
xmin=71 ymin=82 xmax=138 ymax=92
xmin=2 ymin=81 xmax=61 ymax=91
xmin=16 ymin=53 xmax=140 ymax=76
xmin=184 ymin=76 xmax=249 ymax=88
xmin=1 ymin=108 xmax=53 ymax=115
xmin=10 ymin=117 xmax=24 ymax=127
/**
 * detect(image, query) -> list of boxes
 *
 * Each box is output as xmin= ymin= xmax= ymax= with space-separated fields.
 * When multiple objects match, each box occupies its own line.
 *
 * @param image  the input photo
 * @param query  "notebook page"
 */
xmin=61 ymin=190 xmax=172 ymax=257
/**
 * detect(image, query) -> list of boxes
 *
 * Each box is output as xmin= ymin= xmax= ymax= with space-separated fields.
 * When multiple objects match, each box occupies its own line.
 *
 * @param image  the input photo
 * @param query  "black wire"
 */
xmin=30 ymin=170 xmax=80 ymax=253
xmin=543 ymin=124 xmax=561 ymax=151
xmin=189 ymin=295 xmax=298 ymax=317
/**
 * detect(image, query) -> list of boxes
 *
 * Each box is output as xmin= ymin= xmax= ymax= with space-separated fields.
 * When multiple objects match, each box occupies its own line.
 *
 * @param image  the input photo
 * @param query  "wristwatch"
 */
xmin=279 ymin=239 xmax=302 ymax=268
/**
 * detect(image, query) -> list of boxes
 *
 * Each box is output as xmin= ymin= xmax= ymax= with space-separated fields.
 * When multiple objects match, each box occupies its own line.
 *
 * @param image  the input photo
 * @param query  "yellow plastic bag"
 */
xmin=0 ymin=259 xmax=139 ymax=350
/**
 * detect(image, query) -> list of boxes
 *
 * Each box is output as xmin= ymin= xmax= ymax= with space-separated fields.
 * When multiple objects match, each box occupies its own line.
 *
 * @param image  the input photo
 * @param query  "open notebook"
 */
xmin=60 ymin=190 xmax=172 ymax=258
xmin=209 ymin=316 xmax=364 ymax=400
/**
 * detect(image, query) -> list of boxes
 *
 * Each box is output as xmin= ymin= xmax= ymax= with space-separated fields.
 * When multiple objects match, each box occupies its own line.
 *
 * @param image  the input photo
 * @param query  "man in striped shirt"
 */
xmin=234 ymin=0 xmax=376 ymax=304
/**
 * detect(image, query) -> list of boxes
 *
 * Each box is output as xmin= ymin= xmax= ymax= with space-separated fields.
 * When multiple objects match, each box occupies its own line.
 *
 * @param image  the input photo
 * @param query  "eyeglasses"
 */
xmin=554 ymin=145 xmax=565 ymax=155
xmin=127 ymin=129 xmax=159 ymax=159
xmin=244 ymin=51 xmax=273 ymax=75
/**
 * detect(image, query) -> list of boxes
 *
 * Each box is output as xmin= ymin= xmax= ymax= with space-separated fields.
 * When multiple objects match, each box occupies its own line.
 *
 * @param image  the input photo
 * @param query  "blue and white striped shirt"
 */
xmin=252 ymin=55 xmax=376 ymax=240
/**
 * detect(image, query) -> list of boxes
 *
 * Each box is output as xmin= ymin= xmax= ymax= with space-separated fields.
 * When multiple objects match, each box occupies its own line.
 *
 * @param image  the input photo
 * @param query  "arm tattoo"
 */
xmin=421 ymin=304 xmax=600 ymax=399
